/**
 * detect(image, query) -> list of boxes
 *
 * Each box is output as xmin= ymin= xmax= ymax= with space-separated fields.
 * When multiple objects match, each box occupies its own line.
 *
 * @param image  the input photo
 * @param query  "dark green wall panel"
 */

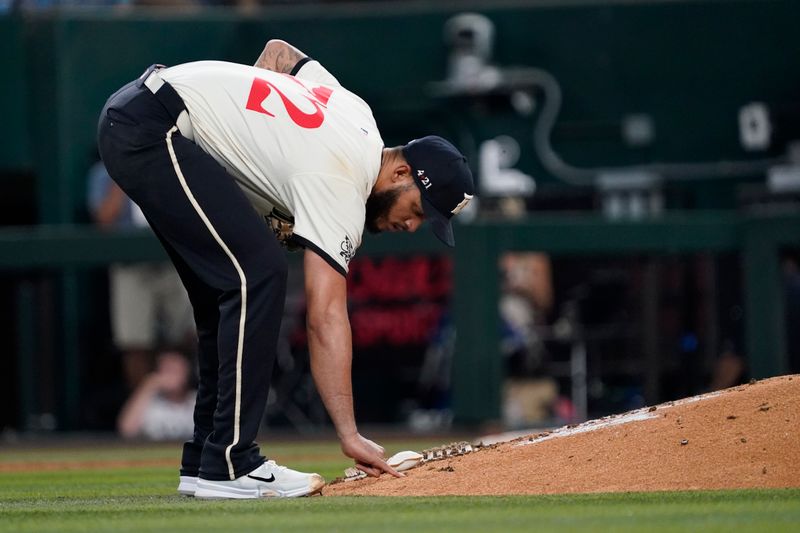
xmin=3 ymin=0 xmax=800 ymax=222
xmin=0 ymin=15 xmax=33 ymax=170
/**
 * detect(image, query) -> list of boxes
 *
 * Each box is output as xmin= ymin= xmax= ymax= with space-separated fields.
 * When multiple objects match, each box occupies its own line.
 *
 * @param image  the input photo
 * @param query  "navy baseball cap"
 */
xmin=402 ymin=136 xmax=475 ymax=247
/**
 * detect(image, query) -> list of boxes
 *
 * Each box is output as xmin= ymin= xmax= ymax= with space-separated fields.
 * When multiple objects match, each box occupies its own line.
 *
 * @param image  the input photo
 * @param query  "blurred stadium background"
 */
xmin=1 ymin=0 xmax=799 ymax=440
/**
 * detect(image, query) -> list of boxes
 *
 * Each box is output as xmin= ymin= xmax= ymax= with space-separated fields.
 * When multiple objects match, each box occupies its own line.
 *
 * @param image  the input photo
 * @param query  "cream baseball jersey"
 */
xmin=158 ymin=60 xmax=383 ymax=275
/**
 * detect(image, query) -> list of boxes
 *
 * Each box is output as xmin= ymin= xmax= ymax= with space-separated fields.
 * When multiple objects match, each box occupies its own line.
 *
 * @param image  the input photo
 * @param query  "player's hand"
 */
xmin=340 ymin=433 xmax=403 ymax=478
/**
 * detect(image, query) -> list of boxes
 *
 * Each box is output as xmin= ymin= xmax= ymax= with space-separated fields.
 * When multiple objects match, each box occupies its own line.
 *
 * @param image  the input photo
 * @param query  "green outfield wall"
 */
xmin=2 ymin=0 xmax=799 ymax=222
xmin=1 ymin=0 xmax=799 ymax=429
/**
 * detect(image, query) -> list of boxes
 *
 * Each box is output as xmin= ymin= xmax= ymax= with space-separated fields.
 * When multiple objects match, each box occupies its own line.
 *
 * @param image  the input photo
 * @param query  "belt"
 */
xmin=137 ymin=63 xmax=194 ymax=140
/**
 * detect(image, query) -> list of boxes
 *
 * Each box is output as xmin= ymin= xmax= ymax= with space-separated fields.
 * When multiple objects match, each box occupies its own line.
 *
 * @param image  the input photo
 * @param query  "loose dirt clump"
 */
xmin=325 ymin=375 xmax=800 ymax=496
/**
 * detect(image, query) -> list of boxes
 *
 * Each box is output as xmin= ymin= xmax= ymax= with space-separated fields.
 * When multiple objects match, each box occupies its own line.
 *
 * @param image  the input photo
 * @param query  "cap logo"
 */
xmin=417 ymin=169 xmax=432 ymax=189
xmin=451 ymin=193 xmax=474 ymax=215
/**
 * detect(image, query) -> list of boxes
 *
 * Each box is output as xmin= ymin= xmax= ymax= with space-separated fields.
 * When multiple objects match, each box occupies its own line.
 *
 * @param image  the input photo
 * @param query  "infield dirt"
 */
xmin=325 ymin=375 xmax=800 ymax=496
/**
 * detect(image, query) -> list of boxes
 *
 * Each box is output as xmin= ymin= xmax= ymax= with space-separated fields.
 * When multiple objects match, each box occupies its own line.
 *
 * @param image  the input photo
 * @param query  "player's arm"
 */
xmin=254 ymin=39 xmax=307 ymax=73
xmin=303 ymin=249 xmax=402 ymax=478
xmin=94 ymin=182 xmax=127 ymax=228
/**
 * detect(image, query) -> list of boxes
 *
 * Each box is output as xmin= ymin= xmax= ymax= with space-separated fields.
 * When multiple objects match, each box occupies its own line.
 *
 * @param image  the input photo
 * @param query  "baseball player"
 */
xmin=97 ymin=39 xmax=474 ymax=499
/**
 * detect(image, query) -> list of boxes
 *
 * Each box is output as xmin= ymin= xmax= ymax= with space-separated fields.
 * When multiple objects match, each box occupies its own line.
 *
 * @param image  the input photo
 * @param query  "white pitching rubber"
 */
xmin=387 ymin=450 xmax=423 ymax=472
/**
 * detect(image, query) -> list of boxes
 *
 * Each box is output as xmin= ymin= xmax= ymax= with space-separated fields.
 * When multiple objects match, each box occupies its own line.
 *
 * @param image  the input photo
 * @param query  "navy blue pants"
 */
xmin=97 ymin=69 xmax=287 ymax=481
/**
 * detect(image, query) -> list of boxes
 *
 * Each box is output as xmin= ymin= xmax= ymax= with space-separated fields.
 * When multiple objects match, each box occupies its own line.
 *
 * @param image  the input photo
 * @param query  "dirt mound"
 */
xmin=326 ymin=375 xmax=800 ymax=496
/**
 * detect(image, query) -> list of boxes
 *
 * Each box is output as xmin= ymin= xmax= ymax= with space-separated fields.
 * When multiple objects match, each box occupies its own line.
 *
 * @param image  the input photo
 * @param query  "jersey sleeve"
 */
xmin=291 ymin=59 xmax=342 ymax=88
xmin=286 ymin=173 xmax=364 ymax=276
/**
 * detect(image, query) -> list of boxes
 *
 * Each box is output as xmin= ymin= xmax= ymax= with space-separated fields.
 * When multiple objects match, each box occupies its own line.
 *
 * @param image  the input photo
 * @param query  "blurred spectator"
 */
xmin=87 ymin=160 xmax=194 ymax=390
xmin=499 ymin=251 xmax=557 ymax=427
xmin=499 ymin=251 xmax=553 ymax=373
xmin=117 ymin=350 xmax=196 ymax=440
xmin=707 ymin=342 xmax=746 ymax=391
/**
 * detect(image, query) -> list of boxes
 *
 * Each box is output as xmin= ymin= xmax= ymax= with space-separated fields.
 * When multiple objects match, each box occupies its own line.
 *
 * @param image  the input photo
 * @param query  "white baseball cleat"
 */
xmin=194 ymin=460 xmax=325 ymax=499
xmin=177 ymin=475 xmax=198 ymax=496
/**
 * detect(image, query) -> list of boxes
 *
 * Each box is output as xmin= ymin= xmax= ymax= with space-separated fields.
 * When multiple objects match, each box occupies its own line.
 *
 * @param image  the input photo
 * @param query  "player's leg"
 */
xmin=150 ymin=133 xmax=322 ymax=497
xmin=98 ymin=78 xmax=320 ymax=497
xmin=149 ymin=227 xmax=220 ymax=484
xmin=142 ymin=131 xmax=288 ymax=481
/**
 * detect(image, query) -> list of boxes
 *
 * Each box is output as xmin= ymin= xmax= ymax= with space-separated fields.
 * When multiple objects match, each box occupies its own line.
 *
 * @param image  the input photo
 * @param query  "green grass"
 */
xmin=1 ymin=439 xmax=799 ymax=532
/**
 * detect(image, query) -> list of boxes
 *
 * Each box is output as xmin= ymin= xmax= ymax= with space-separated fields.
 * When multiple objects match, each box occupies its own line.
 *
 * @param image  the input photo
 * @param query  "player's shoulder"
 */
xmin=165 ymin=60 xmax=254 ymax=76
xmin=293 ymin=59 xmax=341 ymax=88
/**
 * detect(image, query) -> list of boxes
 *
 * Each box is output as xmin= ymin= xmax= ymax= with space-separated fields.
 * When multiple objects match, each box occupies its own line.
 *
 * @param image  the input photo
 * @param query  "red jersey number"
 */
xmin=245 ymin=75 xmax=333 ymax=129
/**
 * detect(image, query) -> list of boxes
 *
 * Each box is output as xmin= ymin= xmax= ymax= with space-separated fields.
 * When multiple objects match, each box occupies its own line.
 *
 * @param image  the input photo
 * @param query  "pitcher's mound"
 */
xmin=325 ymin=375 xmax=800 ymax=496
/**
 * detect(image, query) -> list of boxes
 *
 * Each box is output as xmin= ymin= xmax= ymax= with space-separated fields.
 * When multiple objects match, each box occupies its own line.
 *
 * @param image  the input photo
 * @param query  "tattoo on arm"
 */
xmin=255 ymin=40 xmax=306 ymax=74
